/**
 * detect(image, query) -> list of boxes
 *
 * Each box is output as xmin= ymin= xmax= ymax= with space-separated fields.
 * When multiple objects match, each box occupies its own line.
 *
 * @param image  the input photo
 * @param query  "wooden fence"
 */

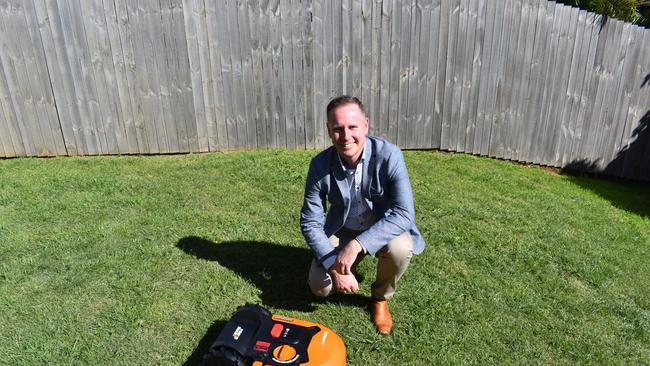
xmin=0 ymin=0 xmax=648 ymax=181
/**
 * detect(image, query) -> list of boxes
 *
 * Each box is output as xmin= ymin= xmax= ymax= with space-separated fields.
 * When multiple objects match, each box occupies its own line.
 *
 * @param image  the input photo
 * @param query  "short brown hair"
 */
xmin=326 ymin=95 xmax=366 ymax=123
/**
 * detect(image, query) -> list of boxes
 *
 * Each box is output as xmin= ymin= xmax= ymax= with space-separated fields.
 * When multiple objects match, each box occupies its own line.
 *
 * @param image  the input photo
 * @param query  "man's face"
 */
xmin=327 ymin=103 xmax=369 ymax=167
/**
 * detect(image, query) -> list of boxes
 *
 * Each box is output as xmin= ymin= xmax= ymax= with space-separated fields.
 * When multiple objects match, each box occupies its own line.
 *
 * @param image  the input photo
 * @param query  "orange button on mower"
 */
xmin=270 ymin=323 xmax=284 ymax=338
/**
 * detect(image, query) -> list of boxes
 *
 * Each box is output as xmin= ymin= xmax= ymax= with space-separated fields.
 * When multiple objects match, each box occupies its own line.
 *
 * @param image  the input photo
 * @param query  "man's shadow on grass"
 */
xmin=177 ymin=237 xmax=368 ymax=365
xmin=176 ymin=237 xmax=368 ymax=312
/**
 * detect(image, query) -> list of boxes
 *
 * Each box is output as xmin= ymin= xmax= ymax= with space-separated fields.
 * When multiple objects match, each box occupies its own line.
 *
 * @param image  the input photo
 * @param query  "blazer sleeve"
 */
xmin=355 ymin=148 xmax=415 ymax=255
xmin=300 ymin=160 xmax=337 ymax=267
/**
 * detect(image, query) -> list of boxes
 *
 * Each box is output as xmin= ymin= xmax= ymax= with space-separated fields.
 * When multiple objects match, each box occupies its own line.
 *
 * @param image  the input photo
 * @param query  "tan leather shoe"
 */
xmin=371 ymin=299 xmax=393 ymax=336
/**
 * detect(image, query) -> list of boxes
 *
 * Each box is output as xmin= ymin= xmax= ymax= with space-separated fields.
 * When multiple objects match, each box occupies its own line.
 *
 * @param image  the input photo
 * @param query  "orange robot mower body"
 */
xmin=200 ymin=304 xmax=346 ymax=366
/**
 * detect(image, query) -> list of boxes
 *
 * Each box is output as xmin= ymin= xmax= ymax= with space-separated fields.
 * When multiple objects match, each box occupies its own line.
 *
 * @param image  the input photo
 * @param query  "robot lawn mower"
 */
xmin=200 ymin=304 xmax=346 ymax=366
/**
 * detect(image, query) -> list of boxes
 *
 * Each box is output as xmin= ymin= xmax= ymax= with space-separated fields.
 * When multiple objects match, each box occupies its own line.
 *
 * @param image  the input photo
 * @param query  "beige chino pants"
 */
xmin=308 ymin=231 xmax=413 ymax=300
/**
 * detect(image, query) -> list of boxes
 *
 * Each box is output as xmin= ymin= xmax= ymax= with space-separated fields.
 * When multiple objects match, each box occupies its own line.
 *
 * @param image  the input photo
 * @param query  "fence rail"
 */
xmin=0 ymin=0 xmax=648 ymax=181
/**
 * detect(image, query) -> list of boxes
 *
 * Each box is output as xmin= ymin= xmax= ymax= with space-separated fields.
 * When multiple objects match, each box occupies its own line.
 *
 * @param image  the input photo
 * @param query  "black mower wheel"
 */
xmin=199 ymin=346 xmax=247 ymax=366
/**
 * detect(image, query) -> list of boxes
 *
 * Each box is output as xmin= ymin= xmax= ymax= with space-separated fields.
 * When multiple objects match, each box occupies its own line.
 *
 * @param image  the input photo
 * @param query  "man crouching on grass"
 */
xmin=300 ymin=95 xmax=425 ymax=336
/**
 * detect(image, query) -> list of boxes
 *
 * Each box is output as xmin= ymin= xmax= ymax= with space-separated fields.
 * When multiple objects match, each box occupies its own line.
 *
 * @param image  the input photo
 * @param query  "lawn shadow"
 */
xmin=561 ymin=75 xmax=649 ymax=217
xmin=561 ymin=111 xmax=649 ymax=217
xmin=176 ymin=237 xmax=368 ymax=312
xmin=560 ymin=171 xmax=650 ymax=218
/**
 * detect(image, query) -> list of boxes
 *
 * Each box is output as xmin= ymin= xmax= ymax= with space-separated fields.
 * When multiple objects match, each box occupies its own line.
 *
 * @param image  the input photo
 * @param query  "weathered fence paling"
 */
xmin=0 ymin=0 xmax=648 ymax=181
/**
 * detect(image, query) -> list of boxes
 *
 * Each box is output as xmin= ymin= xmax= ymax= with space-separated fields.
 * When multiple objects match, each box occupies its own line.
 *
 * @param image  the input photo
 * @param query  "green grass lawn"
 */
xmin=0 ymin=150 xmax=648 ymax=365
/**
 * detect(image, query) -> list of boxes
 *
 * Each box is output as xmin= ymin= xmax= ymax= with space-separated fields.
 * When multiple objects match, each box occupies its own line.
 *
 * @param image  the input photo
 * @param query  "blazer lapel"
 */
xmin=330 ymin=149 xmax=350 ymax=208
xmin=362 ymin=137 xmax=373 ymax=198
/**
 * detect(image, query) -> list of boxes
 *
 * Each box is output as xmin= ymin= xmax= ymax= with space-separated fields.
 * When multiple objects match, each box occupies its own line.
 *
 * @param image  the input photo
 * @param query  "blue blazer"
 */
xmin=300 ymin=136 xmax=425 ymax=265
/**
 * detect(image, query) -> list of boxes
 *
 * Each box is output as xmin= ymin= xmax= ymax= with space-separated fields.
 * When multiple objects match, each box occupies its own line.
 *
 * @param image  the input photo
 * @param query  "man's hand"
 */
xmin=332 ymin=239 xmax=363 ymax=275
xmin=329 ymin=269 xmax=359 ymax=294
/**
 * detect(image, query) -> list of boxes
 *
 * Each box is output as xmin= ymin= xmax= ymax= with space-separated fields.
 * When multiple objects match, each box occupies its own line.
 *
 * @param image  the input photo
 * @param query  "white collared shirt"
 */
xmin=339 ymin=148 xmax=377 ymax=231
xmin=322 ymin=148 xmax=376 ymax=269
xmin=339 ymin=149 xmax=376 ymax=234
xmin=322 ymin=148 xmax=377 ymax=269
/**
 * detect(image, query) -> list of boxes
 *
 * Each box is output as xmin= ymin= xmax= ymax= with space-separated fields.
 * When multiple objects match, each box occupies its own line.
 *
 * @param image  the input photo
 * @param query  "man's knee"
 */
xmin=308 ymin=259 xmax=334 ymax=297
xmin=309 ymin=281 xmax=333 ymax=297
xmin=308 ymin=269 xmax=333 ymax=297
xmin=382 ymin=232 xmax=413 ymax=262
